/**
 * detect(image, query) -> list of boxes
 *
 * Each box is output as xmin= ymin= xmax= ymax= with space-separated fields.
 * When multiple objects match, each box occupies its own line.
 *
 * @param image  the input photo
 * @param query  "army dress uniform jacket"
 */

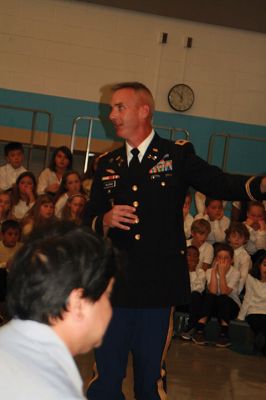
xmin=83 ymin=133 xmax=264 ymax=308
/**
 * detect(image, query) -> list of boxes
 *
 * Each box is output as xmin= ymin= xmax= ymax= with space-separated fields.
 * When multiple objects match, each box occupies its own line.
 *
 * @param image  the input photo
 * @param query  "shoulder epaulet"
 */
xmin=175 ymin=139 xmax=189 ymax=146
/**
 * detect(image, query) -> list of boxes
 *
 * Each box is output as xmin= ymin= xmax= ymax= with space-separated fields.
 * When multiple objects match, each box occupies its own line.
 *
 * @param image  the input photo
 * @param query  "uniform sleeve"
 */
xmin=83 ymin=159 xmax=111 ymax=235
xmin=183 ymin=152 xmax=266 ymax=202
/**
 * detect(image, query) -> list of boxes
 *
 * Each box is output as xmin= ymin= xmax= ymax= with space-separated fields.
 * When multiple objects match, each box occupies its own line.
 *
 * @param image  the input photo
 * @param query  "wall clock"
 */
xmin=168 ymin=84 xmax=194 ymax=112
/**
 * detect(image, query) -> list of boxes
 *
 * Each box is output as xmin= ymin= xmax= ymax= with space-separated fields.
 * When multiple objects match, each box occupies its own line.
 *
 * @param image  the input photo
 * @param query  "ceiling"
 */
xmin=82 ymin=0 xmax=266 ymax=34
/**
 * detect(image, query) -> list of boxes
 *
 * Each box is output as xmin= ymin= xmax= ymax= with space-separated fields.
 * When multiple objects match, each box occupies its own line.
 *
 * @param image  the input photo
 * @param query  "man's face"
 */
xmin=6 ymin=150 xmax=24 ymax=169
xmin=109 ymin=88 xmax=144 ymax=141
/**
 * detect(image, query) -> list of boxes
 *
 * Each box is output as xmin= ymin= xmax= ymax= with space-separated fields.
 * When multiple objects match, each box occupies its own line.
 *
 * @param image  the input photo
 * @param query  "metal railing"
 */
xmin=207 ymin=133 xmax=266 ymax=174
xmin=0 ymin=104 xmax=53 ymax=169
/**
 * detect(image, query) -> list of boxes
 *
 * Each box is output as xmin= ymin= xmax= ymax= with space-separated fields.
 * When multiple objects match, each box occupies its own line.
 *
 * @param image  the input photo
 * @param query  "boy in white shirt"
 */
xmin=181 ymin=246 xmax=206 ymax=340
xmin=0 ymin=142 xmax=26 ymax=191
xmin=244 ymin=201 xmax=266 ymax=255
xmin=192 ymin=243 xmax=241 ymax=348
xmin=225 ymin=222 xmax=251 ymax=294
xmin=195 ymin=198 xmax=230 ymax=244
xmin=187 ymin=219 xmax=214 ymax=271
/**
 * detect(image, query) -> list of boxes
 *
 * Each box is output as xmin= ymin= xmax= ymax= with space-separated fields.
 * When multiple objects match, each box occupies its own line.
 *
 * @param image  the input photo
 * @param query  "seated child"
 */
xmin=21 ymin=194 xmax=56 ymax=239
xmin=195 ymin=191 xmax=227 ymax=215
xmin=195 ymin=197 xmax=230 ymax=244
xmin=11 ymin=172 xmax=37 ymax=220
xmin=37 ymin=146 xmax=72 ymax=196
xmin=192 ymin=243 xmax=241 ymax=348
xmin=183 ymin=190 xmax=194 ymax=239
xmin=0 ymin=220 xmax=22 ymax=269
xmin=244 ymin=201 xmax=266 ymax=255
xmin=0 ymin=142 xmax=26 ymax=191
xmin=238 ymin=251 xmax=266 ymax=356
xmin=187 ymin=219 xmax=214 ymax=271
xmin=225 ymin=222 xmax=251 ymax=294
xmin=55 ymin=170 xmax=86 ymax=218
xmin=181 ymin=246 xmax=206 ymax=340
xmin=61 ymin=194 xmax=87 ymax=225
xmin=0 ymin=191 xmax=13 ymax=234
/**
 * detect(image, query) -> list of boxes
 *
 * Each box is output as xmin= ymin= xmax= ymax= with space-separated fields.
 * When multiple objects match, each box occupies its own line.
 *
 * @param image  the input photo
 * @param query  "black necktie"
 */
xmin=129 ymin=148 xmax=140 ymax=177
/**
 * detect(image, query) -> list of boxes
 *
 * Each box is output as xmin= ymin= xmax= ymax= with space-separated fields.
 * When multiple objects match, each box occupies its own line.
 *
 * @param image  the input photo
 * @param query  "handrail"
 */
xmin=154 ymin=124 xmax=190 ymax=141
xmin=0 ymin=104 xmax=53 ymax=168
xmin=207 ymin=133 xmax=266 ymax=173
xmin=71 ymin=116 xmax=100 ymax=173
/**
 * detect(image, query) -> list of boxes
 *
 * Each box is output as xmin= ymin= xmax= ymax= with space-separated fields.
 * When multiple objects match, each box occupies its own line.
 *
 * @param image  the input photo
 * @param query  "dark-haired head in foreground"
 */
xmin=7 ymin=221 xmax=116 ymax=353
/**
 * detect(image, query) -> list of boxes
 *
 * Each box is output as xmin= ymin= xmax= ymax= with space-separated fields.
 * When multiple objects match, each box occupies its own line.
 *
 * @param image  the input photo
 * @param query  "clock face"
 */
xmin=168 ymin=84 xmax=194 ymax=112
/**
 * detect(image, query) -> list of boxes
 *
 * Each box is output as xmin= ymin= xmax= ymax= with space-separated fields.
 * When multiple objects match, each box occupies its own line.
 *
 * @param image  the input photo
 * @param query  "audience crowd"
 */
xmin=0 ymin=141 xmax=266 ymax=355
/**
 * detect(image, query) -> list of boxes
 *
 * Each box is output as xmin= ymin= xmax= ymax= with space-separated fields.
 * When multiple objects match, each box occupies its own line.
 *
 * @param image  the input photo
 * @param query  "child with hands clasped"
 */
xmin=192 ymin=243 xmax=241 ymax=348
xmin=238 ymin=251 xmax=266 ymax=356
xmin=11 ymin=172 xmax=37 ymax=221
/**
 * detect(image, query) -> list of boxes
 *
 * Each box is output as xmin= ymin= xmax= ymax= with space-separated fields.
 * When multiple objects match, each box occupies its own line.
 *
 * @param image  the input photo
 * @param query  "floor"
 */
xmin=75 ymin=337 xmax=266 ymax=400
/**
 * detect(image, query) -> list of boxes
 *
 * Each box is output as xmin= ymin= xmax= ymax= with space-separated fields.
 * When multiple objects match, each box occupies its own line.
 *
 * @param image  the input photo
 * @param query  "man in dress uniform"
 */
xmin=84 ymin=82 xmax=266 ymax=400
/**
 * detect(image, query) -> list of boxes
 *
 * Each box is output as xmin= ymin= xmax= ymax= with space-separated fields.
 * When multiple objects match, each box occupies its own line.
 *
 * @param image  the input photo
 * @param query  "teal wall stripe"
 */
xmin=0 ymin=88 xmax=265 ymax=175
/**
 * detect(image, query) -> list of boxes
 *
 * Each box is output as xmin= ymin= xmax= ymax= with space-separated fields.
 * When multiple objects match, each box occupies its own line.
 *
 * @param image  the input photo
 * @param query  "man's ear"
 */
xmin=139 ymin=104 xmax=150 ymax=119
xmin=67 ymin=288 xmax=85 ymax=320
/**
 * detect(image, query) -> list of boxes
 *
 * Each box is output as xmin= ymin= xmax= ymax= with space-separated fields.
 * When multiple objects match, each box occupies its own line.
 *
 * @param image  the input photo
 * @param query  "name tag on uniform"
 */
xmin=102 ymin=175 xmax=120 ymax=190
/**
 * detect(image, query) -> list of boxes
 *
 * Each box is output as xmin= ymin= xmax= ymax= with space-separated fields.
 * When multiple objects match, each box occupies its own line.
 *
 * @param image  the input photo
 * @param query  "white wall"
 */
xmin=0 ymin=0 xmax=266 ymax=125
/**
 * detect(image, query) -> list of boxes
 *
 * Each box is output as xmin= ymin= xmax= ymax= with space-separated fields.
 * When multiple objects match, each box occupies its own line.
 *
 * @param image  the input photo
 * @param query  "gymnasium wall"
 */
xmin=0 ymin=0 xmax=265 ymax=174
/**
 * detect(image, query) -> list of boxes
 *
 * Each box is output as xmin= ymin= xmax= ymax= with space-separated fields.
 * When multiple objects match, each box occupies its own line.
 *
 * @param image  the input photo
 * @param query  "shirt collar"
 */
xmin=126 ymin=129 xmax=155 ymax=164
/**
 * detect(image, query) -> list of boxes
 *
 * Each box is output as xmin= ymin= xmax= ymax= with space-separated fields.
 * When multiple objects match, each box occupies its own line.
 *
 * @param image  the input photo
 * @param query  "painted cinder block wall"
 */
xmin=0 ymin=0 xmax=265 ymax=174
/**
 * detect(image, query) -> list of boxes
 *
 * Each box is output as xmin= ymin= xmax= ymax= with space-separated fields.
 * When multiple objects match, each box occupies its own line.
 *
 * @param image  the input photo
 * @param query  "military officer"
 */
xmin=84 ymin=82 xmax=266 ymax=400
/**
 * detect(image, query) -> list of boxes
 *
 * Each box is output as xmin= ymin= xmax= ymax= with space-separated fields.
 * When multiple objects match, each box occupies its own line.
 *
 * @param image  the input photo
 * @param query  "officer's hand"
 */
xmin=103 ymin=205 xmax=137 ymax=230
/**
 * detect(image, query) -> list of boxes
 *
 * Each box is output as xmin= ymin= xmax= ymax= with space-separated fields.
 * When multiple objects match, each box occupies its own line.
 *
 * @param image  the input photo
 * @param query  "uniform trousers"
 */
xmin=87 ymin=307 xmax=171 ymax=400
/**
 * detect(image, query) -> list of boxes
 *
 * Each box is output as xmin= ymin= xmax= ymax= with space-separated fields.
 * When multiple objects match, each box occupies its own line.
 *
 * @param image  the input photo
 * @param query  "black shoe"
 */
xmin=192 ymin=330 xmax=207 ymax=345
xmin=216 ymin=333 xmax=231 ymax=348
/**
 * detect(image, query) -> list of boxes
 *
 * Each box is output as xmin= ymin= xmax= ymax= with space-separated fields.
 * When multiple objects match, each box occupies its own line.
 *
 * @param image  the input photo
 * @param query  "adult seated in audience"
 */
xmin=0 ymin=142 xmax=27 ymax=192
xmin=11 ymin=171 xmax=37 ymax=221
xmin=195 ymin=197 xmax=230 ymax=244
xmin=187 ymin=219 xmax=214 ymax=271
xmin=0 ymin=222 xmax=116 ymax=399
xmin=238 ymin=250 xmax=266 ymax=356
xmin=244 ymin=201 xmax=266 ymax=254
xmin=225 ymin=222 xmax=251 ymax=294
xmin=192 ymin=243 xmax=241 ymax=348
xmin=37 ymin=146 xmax=72 ymax=196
